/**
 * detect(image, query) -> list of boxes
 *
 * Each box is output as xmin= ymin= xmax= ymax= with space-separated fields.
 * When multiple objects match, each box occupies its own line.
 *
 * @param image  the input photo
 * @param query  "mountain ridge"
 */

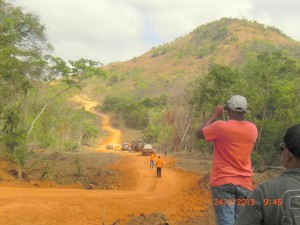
xmin=97 ymin=17 xmax=300 ymax=97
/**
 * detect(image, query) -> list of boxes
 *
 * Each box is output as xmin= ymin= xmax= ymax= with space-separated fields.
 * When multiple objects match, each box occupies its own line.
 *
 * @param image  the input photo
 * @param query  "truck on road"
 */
xmin=141 ymin=144 xmax=155 ymax=156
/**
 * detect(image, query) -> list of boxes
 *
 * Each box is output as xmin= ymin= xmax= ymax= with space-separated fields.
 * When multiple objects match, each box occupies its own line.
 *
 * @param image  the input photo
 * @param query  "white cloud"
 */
xmin=15 ymin=0 xmax=147 ymax=63
xmin=245 ymin=0 xmax=300 ymax=39
xmin=12 ymin=0 xmax=300 ymax=64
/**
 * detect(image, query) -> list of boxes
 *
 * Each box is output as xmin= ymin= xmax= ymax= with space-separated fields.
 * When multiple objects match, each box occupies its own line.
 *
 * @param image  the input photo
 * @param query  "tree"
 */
xmin=240 ymin=51 xmax=300 ymax=162
xmin=0 ymin=1 xmax=106 ymax=178
xmin=187 ymin=51 xmax=300 ymax=164
xmin=0 ymin=0 xmax=51 ymax=178
xmin=188 ymin=63 xmax=238 ymax=122
xmin=26 ymin=57 xmax=106 ymax=138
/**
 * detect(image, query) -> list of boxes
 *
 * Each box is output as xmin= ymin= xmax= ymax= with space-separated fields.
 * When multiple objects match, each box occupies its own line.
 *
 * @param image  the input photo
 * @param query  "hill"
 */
xmin=97 ymin=17 xmax=300 ymax=98
xmin=78 ymin=17 xmax=300 ymax=165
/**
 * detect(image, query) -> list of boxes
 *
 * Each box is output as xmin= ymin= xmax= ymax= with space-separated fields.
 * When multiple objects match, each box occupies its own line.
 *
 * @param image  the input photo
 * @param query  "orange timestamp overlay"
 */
xmin=213 ymin=198 xmax=283 ymax=206
xmin=214 ymin=198 xmax=255 ymax=206
xmin=263 ymin=198 xmax=282 ymax=206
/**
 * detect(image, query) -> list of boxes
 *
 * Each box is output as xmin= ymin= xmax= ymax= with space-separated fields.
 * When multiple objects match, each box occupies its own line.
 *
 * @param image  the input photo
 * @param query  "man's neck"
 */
xmin=229 ymin=114 xmax=244 ymax=121
xmin=286 ymin=162 xmax=300 ymax=169
xmin=285 ymin=157 xmax=300 ymax=169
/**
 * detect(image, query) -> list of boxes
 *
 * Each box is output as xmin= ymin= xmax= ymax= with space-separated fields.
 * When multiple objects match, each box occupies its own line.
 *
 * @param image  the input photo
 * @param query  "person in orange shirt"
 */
xmin=155 ymin=156 xmax=163 ymax=177
xmin=149 ymin=152 xmax=156 ymax=168
xmin=195 ymin=95 xmax=258 ymax=225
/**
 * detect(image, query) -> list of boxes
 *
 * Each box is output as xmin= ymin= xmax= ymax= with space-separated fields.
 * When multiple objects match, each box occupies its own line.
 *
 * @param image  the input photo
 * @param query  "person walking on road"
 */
xmin=235 ymin=124 xmax=300 ymax=225
xmin=164 ymin=148 xmax=168 ymax=157
xmin=150 ymin=152 xmax=156 ymax=168
xmin=195 ymin=95 xmax=258 ymax=225
xmin=155 ymin=156 xmax=163 ymax=177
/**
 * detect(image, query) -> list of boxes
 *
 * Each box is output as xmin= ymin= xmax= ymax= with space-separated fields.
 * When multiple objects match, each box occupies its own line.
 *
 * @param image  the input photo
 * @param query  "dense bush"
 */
xmin=188 ymin=50 xmax=300 ymax=165
xmin=102 ymin=95 xmax=167 ymax=131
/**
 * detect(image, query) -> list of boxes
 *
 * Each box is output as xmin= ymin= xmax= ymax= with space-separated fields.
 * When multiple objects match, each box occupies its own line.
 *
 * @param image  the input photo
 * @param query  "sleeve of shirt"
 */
xmin=234 ymin=186 xmax=264 ymax=225
xmin=202 ymin=121 xmax=221 ymax=142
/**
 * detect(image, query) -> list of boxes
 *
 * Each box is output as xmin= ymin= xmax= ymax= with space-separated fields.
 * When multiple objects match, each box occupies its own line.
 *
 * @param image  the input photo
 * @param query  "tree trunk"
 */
xmin=256 ymin=107 xmax=267 ymax=151
xmin=18 ymin=165 xmax=23 ymax=180
xmin=60 ymin=133 xmax=65 ymax=152
xmin=26 ymin=79 xmax=83 ymax=139
xmin=78 ymin=133 xmax=85 ymax=145
xmin=178 ymin=119 xmax=191 ymax=149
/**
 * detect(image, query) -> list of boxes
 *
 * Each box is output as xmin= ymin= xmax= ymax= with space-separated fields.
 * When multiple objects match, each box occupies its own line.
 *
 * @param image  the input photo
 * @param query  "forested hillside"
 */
xmin=92 ymin=18 xmax=300 ymax=167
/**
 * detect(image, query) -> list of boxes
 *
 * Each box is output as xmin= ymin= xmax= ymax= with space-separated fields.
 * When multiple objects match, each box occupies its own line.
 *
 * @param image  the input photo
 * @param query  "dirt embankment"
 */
xmin=0 ymin=95 xmax=214 ymax=225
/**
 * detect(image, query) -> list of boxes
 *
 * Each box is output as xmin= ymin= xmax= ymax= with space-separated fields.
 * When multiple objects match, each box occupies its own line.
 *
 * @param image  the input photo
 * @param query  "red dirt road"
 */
xmin=0 ymin=95 xmax=212 ymax=225
xmin=0 ymin=154 xmax=210 ymax=225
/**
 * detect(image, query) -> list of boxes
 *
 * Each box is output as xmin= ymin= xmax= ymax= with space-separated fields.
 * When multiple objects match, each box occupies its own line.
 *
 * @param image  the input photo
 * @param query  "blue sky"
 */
xmin=12 ymin=0 xmax=300 ymax=65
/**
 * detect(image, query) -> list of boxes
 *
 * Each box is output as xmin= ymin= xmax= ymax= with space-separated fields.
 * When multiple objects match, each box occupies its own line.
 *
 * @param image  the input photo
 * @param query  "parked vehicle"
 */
xmin=106 ymin=144 xmax=121 ymax=151
xmin=121 ymin=142 xmax=129 ymax=151
xmin=106 ymin=144 xmax=114 ymax=150
xmin=114 ymin=144 xmax=122 ymax=151
xmin=131 ymin=141 xmax=143 ymax=152
xmin=141 ymin=143 xmax=155 ymax=156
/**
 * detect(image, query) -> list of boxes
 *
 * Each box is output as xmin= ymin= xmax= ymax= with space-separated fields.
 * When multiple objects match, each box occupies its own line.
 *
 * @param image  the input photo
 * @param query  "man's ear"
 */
xmin=281 ymin=149 xmax=292 ymax=163
xmin=286 ymin=150 xmax=294 ymax=161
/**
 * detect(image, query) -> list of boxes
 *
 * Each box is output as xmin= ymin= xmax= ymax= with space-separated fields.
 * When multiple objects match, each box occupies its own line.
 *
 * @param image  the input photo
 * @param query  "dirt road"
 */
xmin=71 ymin=95 xmax=122 ymax=149
xmin=0 ymin=95 xmax=212 ymax=225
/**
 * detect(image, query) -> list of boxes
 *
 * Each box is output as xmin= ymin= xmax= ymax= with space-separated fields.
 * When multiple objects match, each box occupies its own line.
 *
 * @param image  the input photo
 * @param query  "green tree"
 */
xmin=188 ymin=50 xmax=300 ymax=165
xmin=0 ymin=1 xmax=106 ymax=178
xmin=188 ymin=64 xmax=238 ymax=119
xmin=0 ymin=0 xmax=51 ymax=178
xmin=27 ymin=57 xmax=105 ymax=138
xmin=240 ymin=51 xmax=300 ymax=163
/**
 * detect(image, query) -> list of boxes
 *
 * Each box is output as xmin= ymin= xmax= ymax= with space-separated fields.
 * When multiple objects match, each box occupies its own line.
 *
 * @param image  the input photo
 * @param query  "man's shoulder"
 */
xmin=255 ymin=172 xmax=298 ymax=193
xmin=227 ymin=120 xmax=258 ymax=132
xmin=212 ymin=120 xmax=256 ymax=129
xmin=243 ymin=120 xmax=257 ymax=128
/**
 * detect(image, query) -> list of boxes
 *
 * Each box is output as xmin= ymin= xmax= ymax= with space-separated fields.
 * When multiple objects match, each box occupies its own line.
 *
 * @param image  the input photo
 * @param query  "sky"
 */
xmin=12 ymin=0 xmax=300 ymax=65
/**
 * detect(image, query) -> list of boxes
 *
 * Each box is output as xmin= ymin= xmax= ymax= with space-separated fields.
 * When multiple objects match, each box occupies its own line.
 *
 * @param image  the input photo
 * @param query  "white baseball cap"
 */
xmin=227 ymin=95 xmax=248 ymax=112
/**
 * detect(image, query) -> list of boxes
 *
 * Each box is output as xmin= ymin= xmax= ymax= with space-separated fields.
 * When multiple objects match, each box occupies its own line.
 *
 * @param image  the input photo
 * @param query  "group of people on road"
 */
xmin=195 ymin=94 xmax=300 ymax=225
xmin=150 ymin=152 xmax=163 ymax=177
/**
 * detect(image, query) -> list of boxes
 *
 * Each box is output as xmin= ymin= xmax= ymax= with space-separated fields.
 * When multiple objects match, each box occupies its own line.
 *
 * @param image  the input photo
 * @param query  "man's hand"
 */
xmin=195 ymin=104 xmax=225 ymax=139
xmin=212 ymin=105 xmax=225 ymax=118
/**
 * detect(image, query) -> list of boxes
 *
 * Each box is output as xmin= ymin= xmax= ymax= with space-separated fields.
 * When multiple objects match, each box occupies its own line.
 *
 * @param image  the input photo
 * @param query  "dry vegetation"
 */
xmin=24 ymin=152 xmax=123 ymax=189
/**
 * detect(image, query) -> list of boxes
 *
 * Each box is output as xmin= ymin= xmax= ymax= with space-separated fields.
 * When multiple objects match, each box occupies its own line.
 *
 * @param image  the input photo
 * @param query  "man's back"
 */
xmin=235 ymin=168 xmax=300 ymax=225
xmin=156 ymin=158 xmax=163 ymax=168
xmin=150 ymin=153 xmax=156 ymax=160
xmin=235 ymin=124 xmax=300 ymax=225
xmin=195 ymin=95 xmax=258 ymax=225
xmin=203 ymin=119 xmax=258 ymax=189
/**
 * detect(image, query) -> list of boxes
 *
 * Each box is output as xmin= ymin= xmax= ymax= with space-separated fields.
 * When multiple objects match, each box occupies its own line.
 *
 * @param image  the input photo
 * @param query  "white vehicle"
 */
xmin=121 ymin=142 xmax=129 ymax=151
xmin=141 ymin=144 xmax=155 ymax=156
